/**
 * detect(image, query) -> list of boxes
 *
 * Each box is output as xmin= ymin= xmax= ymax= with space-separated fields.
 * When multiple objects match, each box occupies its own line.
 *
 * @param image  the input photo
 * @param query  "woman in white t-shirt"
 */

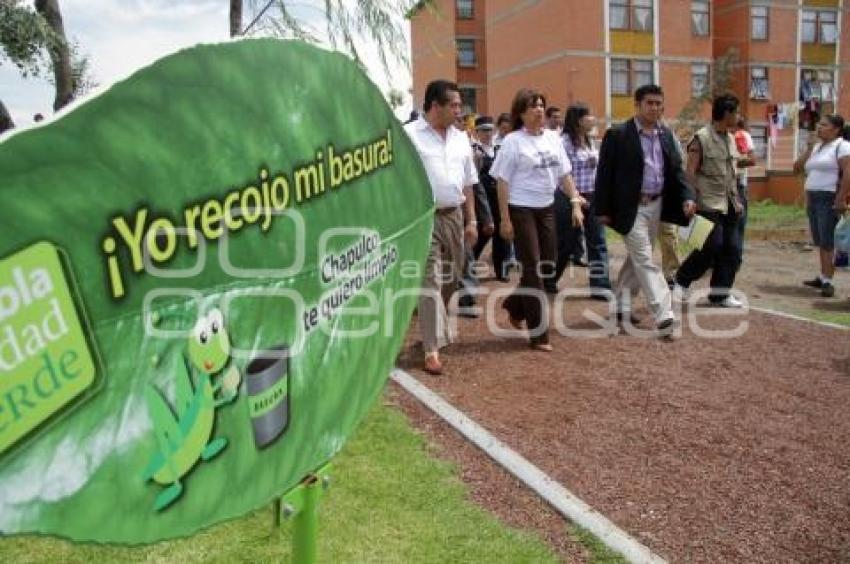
xmin=490 ymin=88 xmax=584 ymax=351
xmin=793 ymin=114 xmax=850 ymax=297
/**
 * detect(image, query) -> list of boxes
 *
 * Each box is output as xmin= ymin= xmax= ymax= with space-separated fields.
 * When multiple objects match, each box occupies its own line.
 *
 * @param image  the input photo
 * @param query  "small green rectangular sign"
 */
xmin=0 ymin=242 xmax=96 ymax=453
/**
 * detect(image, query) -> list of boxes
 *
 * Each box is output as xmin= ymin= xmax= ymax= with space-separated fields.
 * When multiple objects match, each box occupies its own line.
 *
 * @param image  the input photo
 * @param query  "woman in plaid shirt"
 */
xmin=547 ymin=103 xmax=612 ymax=297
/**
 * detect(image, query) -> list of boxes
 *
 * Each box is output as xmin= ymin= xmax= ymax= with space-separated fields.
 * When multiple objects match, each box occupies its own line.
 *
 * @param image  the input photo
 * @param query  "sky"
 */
xmin=0 ymin=0 xmax=413 ymax=127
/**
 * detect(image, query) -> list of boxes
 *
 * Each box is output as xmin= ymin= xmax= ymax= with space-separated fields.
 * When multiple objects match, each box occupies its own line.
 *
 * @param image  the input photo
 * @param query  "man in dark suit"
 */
xmin=595 ymin=84 xmax=696 ymax=335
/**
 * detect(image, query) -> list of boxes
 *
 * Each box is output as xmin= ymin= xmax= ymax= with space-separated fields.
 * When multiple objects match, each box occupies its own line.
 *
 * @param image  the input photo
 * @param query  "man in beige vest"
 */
xmin=673 ymin=93 xmax=745 ymax=307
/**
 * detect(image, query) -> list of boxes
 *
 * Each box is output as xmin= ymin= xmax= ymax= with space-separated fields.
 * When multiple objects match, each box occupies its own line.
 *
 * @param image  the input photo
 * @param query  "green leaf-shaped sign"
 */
xmin=0 ymin=39 xmax=432 ymax=543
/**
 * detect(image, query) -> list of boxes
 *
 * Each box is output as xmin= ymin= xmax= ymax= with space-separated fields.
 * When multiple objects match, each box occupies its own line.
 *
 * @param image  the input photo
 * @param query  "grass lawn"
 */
xmin=570 ymin=526 xmax=627 ymax=564
xmin=802 ymin=309 xmax=850 ymax=328
xmin=604 ymin=199 xmax=809 ymax=239
xmin=745 ymin=199 xmax=808 ymax=231
xmin=0 ymin=397 xmax=575 ymax=563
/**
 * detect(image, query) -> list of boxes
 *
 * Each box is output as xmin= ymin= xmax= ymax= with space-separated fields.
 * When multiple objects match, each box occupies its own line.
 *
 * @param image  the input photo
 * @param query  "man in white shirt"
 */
xmin=404 ymin=80 xmax=478 ymax=375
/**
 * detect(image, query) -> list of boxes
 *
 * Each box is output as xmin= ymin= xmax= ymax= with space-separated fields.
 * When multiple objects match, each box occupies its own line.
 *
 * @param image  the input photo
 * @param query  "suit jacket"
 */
xmin=594 ymin=119 xmax=694 ymax=235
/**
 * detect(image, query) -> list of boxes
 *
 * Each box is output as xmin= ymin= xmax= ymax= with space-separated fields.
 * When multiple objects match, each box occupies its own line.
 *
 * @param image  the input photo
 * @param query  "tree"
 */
xmin=0 ymin=0 xmax=51 ymax=75
xmin=674 ymin=48 xmax=739 ymax=141
xmin=229 ymin=0 xmax=242 ymax=37
xmin=0 ymin=100 xmax=13 ymax=132
xmin=34 ymin=0 xmax=72 ymax=111
xmin=0 ymin=0 xmax=92 ymax=132
xmin=0 ymin=0 xmax=54 ymax=131
xmin=229 ymin=0 xmax=429 ymax=76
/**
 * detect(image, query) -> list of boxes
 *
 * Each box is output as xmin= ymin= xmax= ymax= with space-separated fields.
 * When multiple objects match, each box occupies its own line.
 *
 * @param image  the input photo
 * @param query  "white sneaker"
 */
xmin=672 ymin=283 xmax=690 ymax=303
xmin=715 ymin=295 xmax=744 ymax=308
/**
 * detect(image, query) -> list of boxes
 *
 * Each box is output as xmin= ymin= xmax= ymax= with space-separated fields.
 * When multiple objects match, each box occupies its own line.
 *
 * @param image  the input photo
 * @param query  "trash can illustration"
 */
xmin=245 ymin=345 xmax=290 ymax=449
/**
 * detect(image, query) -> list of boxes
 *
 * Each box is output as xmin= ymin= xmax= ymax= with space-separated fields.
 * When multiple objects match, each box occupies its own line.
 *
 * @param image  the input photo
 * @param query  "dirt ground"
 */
xmin=393 ymin=237 xmax=850 ymax=563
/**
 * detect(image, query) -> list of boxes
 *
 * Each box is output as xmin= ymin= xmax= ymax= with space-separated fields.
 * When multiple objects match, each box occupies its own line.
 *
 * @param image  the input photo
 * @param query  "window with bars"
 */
xmin=819 ymin=11 xmax=837 ymax=44
xmin=611 ymin=59 xmax=629 ymax=95
xmin=633 ymin=59 xmax=652 ymax=88
xmin=750 ymin=66 xmax=769 ymax=99
xmin=611 ymin=59 xmax=654 ymax=96
xmin=691 ymin=1 xmax=709 ymax=36
xmin=802 ymin=10 xmax=837 ymax=44
xmin=691 ymin=63 xmax=710 ymax=98
xmin=750 ymin=125 xmax=768 ymax=159
xmin=801 ymin=69 xmax=836 ymax=102
xmin=459 ymin=87 xmax=477 ymax=114
xmin=609 ymin=0 xmax=653 ymax=32
xmin=456 ymin=0 xmax=473 ymax=20
xmin=456 ymin=39 xmax=476 ymax=67
xmin=751 ymin=6 xmax=768 ymax=40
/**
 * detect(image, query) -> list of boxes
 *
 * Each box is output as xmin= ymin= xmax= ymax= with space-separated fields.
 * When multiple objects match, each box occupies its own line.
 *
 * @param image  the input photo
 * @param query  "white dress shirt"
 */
xmin=404 ymin=118 xmax=478 ymax=208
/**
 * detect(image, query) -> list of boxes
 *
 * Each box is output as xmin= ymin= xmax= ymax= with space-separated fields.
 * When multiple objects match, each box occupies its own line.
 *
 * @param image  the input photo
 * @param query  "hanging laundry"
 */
xmin=765 ymin=104 xmax=779 ymax=148
xmin=780 ymin=103 xmax=797 ymax=128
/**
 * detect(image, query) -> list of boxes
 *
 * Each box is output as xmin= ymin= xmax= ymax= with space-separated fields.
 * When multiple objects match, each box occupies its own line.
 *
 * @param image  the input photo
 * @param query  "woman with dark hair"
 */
xmin=793 ymin=113 xmax=850 ymax=297
xmin=547 ymin=103 xmax=612 ymax=297
xmin=490 ymin=88 xmax=584 ymax=350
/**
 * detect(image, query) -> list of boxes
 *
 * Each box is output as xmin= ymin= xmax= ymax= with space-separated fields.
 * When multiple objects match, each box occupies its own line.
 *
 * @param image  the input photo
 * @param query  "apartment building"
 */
xmin=410 ymin=0 xmax=850 ymax=201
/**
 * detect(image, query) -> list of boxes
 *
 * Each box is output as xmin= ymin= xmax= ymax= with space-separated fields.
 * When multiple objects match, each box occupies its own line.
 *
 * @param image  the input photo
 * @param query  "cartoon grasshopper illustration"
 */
xmin=142 ymin=308 xmax=241 ymax=511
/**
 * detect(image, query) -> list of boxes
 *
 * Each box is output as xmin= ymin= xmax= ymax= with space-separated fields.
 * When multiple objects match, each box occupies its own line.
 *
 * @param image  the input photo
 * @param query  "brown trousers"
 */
xmin=503 ymin=205 xmax=555 ymax=345
xmin=420 ymin=208 xmax=465 ymax=354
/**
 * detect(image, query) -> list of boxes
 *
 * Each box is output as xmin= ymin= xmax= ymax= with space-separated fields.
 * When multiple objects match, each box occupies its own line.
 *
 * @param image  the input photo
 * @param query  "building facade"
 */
xmin=410 ymin=0 xmax=849 ymax=198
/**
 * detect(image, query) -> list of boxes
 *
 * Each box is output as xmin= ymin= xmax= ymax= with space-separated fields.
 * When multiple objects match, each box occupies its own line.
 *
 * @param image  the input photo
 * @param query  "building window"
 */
xmin=819 ymin=11 xmax=837 ymax=44
xmin=459 ymin=87 xmax=476 ymax=114
xmin=750 ymin=125 xmax=768 ymax=159
xmin=456 ymin=39 xmax=475 ymax=67
xmin=802 ymin=10 xmax=837 ymax=44
xmin=751 ymin=6 xmax=768 ymax=40
xmin=633 ymin=59 xmax=653 ymax=88
xmin=691 ymin=1 xmax=709 ymax=36
xmin=611 ymin=59 xmax=629 ymax=94
xmin=611 ymin=58 xmax=654 ymax=96
xmin=456 ymin=0 xmax=473 ymax=20
xmin=691 ymin=63 xmax=709 ymax=98
xmin=801 ymin=69 xmax=835 ymax=102
xmin=610 ymin=0 xmax=628 ymax=29
xmin=609 ymin=0 xmax=653 ymax=32
xmin=632 ymin=0 xmax=652 ymax=31
xmin=802 ymin=11 xmax=816 ymax=43
xmin=750 ymin=66 xmax=769 ymax=99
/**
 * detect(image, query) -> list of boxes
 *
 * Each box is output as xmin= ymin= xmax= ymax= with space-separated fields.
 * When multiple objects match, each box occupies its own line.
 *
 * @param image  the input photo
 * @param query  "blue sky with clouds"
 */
xmin=1 ymin=0 xmax=412 ymax=126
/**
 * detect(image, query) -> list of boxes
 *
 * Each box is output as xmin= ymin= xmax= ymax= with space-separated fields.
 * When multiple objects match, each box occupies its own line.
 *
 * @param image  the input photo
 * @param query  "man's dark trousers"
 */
xmin=676 ymin=203 xmax=740 ymax=302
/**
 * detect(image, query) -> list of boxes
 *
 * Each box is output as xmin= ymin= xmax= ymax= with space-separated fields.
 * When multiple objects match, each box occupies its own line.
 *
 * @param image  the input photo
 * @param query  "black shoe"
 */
xmin=821 ymin=282 xmax=835 ymax=298
xmin=656 ymin=318 xmax=678 ymax=339
xmin=803 ymin=277 xmax=823 ymax=288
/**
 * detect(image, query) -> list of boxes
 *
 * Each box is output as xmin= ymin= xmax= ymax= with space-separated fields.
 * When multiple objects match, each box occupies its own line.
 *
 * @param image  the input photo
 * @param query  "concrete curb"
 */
xmin=750 ymin=305 xmax=848 ymax=331
xmin=391 ymin=368 xmax=667 ymax=564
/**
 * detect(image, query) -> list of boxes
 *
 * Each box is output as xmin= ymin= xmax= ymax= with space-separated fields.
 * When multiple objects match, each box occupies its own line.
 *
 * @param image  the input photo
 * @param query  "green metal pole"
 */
xmin=279 ymin=463 xmax=331 ymax=564
xmin=292 ymin=475 xmax=319 ymax=564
